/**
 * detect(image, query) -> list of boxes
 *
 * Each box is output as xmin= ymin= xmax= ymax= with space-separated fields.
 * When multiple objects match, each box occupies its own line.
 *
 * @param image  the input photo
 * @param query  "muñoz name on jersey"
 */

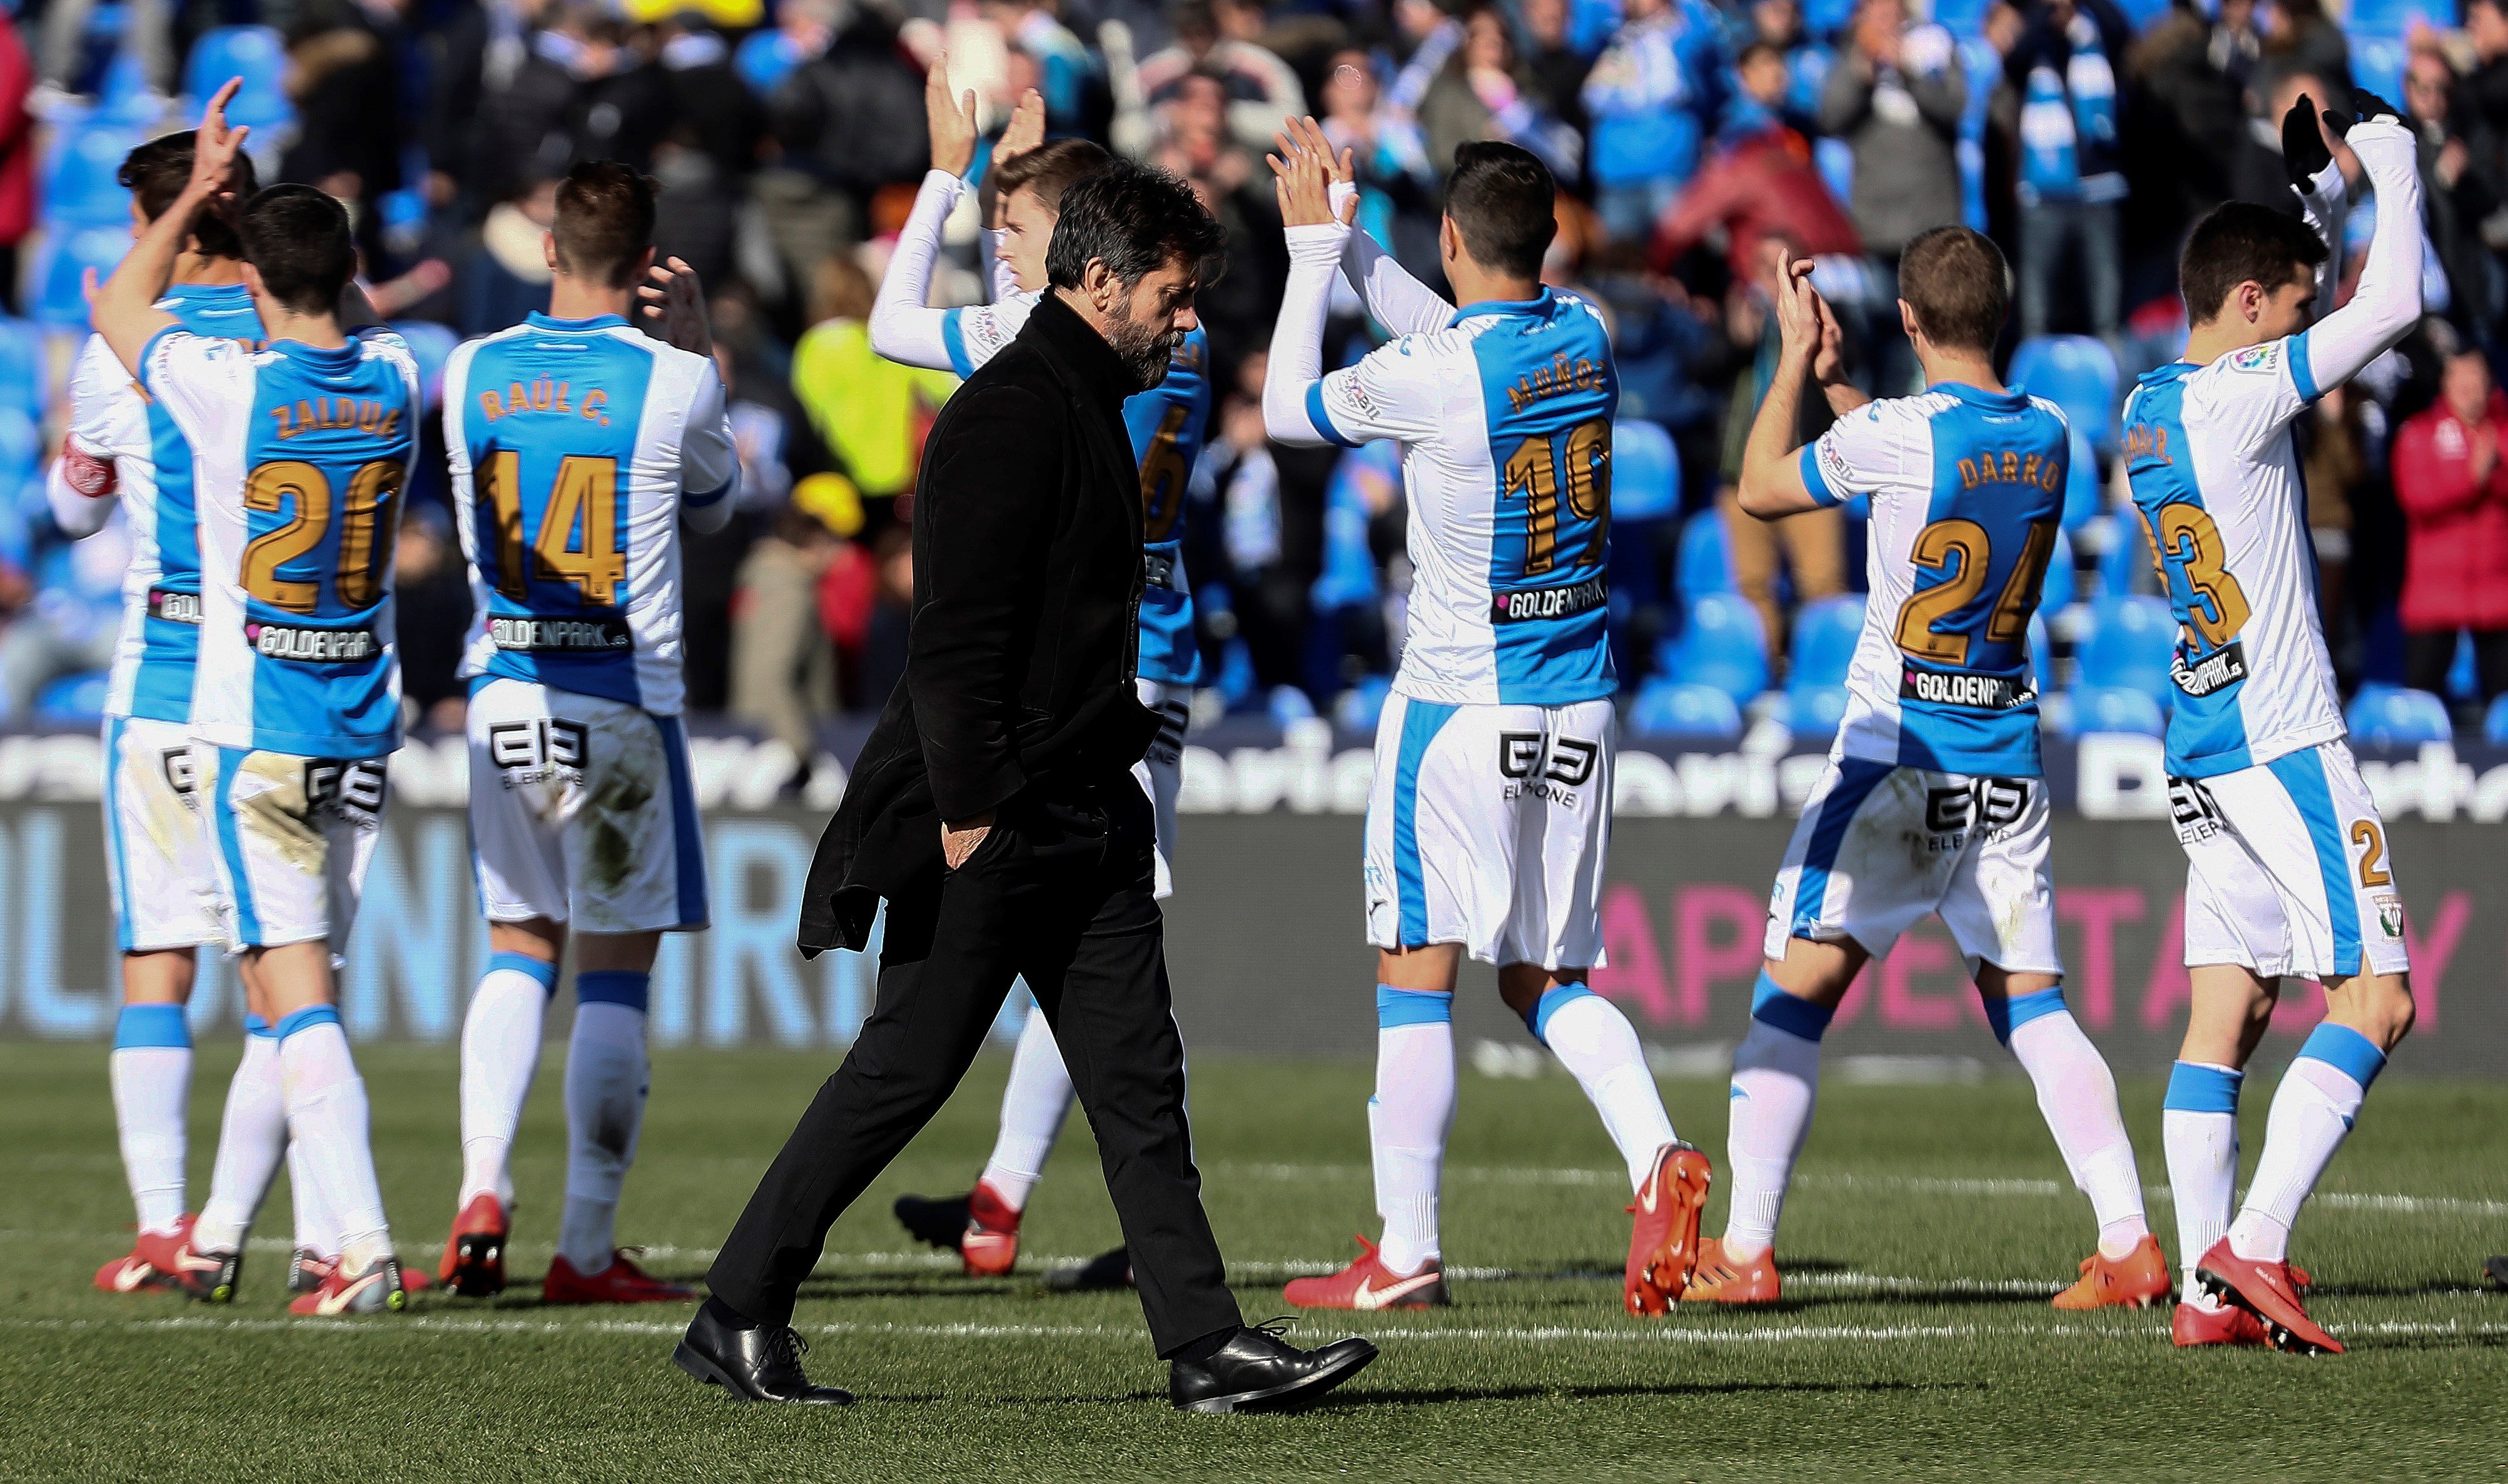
xmin=1303 ymin=288 xmax=1617 ymax=706
xmin=141 ymin=324 xmax=418 ymax=759
xmin=2122 ymin=335 xmax=2343 ymax=778
xmin=1799 ymin=384 xmax=2069 ymax=777
xmin=64 ymin=285 xmax=265 ymax=722
xmin=443 ymin=311 xmax=737 ymax=716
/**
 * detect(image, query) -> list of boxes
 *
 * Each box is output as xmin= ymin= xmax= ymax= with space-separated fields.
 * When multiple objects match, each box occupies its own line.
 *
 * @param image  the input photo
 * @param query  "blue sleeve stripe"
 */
xmin=136 ymin=325 xmax=181 ymax=395
xmin=1305 ymin=380 xmax=1360 ymax=448
xmin=940 ymin=309 xmax=974 ymax=378
xmin=683 ymin=477 xmax=732 ymax=508
xmin=1799 ymin=444 xmax=1841 ymax=507
xmin=2288 ymin=330 xmax=2320 ymax=403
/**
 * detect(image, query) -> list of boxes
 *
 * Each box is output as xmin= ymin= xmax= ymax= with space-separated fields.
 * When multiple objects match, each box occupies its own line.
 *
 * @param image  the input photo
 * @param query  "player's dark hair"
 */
xmin=119 ymin=130 xmax=258 ymax=260
xmin=1896 ymin=225 xmax=2008 ymax=353
xmin=551 ymin=160 xmax=657 ymax=289
xmin=1044 ymin=158 xmax=1226 ymax=291
xmin=1443 ymin=141 xmax=1556 ymax=281
xmin=2180 ymin=201 xmax=2327 ymax=325
xmin=238 ymin=184 xmax=355 ymax=315
xmin=986 ymin=137 xmax=1112 ymax=223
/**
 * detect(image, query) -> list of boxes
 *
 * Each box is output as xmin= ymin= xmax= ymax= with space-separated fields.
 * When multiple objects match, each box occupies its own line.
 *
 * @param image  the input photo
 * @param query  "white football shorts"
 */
xmin=467 ymin=677 xmax=709 ymax=933
xmin=1765 ymin=757 xmax=2063 ymax=976
xmin=2170 ymin=739 xmax=2410 ymax=982
xmin=101 ymin=716 xmax=220 ymax=952
xmin=196 ymin=745 xmax=387 ymax=956
xmin=1362 ymin=692 xmax=1614 ymax=969
xmin=1133 ymin=678 xmax=1188 ymax=900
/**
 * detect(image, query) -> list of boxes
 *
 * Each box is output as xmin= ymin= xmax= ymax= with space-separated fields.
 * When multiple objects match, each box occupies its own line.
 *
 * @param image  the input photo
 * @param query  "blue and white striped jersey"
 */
xmin=56 ymin=285 xmax=264 ymax=723
xmin=1302 ymin=286 xmax=1618 ymax=707
xmin=141 ymin=325 xmax=420 ymax=759
xmin=442 ymin=312 xmax=739 ymax=717
xmin=1801 ymin=383 xmax=2069 ymax=777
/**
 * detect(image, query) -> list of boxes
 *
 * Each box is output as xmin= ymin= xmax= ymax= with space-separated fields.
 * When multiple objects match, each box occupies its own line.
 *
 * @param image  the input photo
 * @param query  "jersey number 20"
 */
xmin=480 ymin=451 xmax=627 ymax=606
xmin=1505 ymin=418 xmax=1610 ymax=575
xmin=1892 ymin=517 xmax=2056 ymax=665
xmin=241 ymin=458 xmax=405 ymax=612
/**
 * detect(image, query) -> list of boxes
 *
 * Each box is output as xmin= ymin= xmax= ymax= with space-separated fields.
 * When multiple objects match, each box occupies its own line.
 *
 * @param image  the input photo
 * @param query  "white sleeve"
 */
xmin=442 ymin=340 xmax=477 ymax=520
xmin=49 ymin=336 xmax=140 ymax=536
xmin=868 ymin=170 xmax=969 ymax=373
xmin=2294 ymin=158 xmax=2349 ymax=322
xmin=1265 ymin=221 xmax=1444 ymax=447
xmin=1799 ymin=398 xmax=1918 ymax=507
xmin=2294 ymin=116 xmax=2424 ymax=413
xmin=1337 ymin=205 xmax=1454 ymax=337
xmin=137 ymin=329 xmax=253 ymax=468
xmin=678 ymin=360 xmax=739 ymax=535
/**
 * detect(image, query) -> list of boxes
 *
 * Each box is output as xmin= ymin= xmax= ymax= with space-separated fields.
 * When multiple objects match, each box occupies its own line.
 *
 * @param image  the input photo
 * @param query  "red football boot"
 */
xmin=2172 ymin=1294 xmax=2270 ymax=1347
xmin=2195 ymin=1239 xmax=2341 ymax=1355
xmin=1625 ymin=1142 xmax=1713 ymax=1316
xmin=542 ymin=1249 xmax=696 ymax=1305
xmin=961 ymin=1180 xmax=1021 ymax=1278
xmin=93 ymin=1248 xmax=170 ymax=1294
xmin=288 ymin=1255 xmax=407 ymax=1316
xmin=438 ymin=1193 xmax=508 ymax=1298
xmin=1282 ymin=1235 xmax=1449 ymax=1310
xmin=137 ymin=1215 xmax=240 ymax=1303
xmin=1682 ymin=1238 xmax=1781 ymax=1305
xmin=2052 ymin=1234 xmax=2173 ymax=1310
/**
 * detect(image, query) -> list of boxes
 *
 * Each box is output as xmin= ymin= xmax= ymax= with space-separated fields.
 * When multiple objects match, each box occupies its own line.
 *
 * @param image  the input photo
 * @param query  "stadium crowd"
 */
xmin=0 ymin=0 xmax=2506 ymax=760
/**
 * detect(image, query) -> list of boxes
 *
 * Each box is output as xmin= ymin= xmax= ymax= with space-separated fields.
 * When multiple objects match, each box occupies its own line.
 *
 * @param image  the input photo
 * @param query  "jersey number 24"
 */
xmin=1893 ymin=517 xmax=2056 ymax=665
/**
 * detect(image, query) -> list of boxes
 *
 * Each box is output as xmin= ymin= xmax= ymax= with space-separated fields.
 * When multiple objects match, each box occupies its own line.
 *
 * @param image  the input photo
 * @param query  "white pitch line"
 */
xmin=10 ymin=1314 xmax=2506 ymax=1346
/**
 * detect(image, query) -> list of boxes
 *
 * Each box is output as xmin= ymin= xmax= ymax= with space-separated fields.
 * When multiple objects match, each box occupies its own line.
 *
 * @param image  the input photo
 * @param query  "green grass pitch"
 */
xmin=1 ymin=1042 xmax=2504 ymax=1481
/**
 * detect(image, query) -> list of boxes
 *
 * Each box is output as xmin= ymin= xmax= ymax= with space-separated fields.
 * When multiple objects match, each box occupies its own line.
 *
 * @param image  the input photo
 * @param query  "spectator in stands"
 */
xmin=789 ymin=257 xmax=957 ymax=517
xmin=2120 ymin=0 xmax=2251 ymax=249
xmin=2467 ymin=0 xmax=2508 ymax=172
xmin=1421 ymin=3 xmax=1581 ymax=180
xmin=2005 ymin=0 xmax=2132 ymax=348
xmin=284 ymin=0 xmax=412 ymax=263
xmin=761 ymin=1 xmax=929 ymax=300
xmin=1580 ymin=0 xmax=1727 ymax=243
xmin=1317 ymin=49 xmax=1441 ymax=276
xmin=37 ymin=0 xmax=172 ymax=103
xmin=453 ymin=174 xmax=557 ymax=337
xmin=1139 ymin=0 xmax=1305 ymax=154
xmin=1818 ymin=0 xmax=1964 ymax=393
xmin=2395 ymin=346 xmax=2508 ymax=702
xmin=1723 ymin=31 xmax=1816 ymax=139
xmin=1716 ymin=236 xmax=1846 ymax=665
xmin=0 ymin=479 xmax=121 ymax=721
xmin=989 ymin=0 xmax=1103 ymax=134
xmin=2405 ymin=48 xmax=2505 ymax=331
xmin=1517 ymin=0 xmax=1591 ymax=144
xmin=1652 ymin=44 xmax=1863 ymax=280
xmin=2303 ymin=385 xmax=2368 ymax=679
xmin=2254 ymin=0 xmax=2349 ymax=107
xmin=732 ymin=502 xmax=844 ymax=779
xmin=393 ymin=504 xmax=473 ymax=732
xmin=0 ymin=14 xmax=29 ymax=313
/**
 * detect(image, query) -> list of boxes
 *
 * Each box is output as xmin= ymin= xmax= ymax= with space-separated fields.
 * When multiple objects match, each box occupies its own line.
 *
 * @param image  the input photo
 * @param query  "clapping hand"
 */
xmin=1268 ymin=116 xmax=1357 ymax=229
xmin=2280 ymin=91 xmax=2334 ymax=190
xmin=996 ymin=89 xmax=1047 ymax=165
xmin=926 ymin=54 xmax=979 ymax=179
xmin=638 ymin=256 xmax=713 ymax=358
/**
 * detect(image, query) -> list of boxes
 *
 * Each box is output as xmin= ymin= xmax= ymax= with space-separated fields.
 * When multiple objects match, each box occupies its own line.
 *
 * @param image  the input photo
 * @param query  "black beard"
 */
xmin=1105 ymin=301 xmax=1182 ymax=390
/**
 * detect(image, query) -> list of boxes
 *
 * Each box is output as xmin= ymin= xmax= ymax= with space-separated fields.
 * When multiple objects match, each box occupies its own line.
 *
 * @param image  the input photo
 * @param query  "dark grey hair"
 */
xmin=1044 ymin=159 xmax=1227 ymax=292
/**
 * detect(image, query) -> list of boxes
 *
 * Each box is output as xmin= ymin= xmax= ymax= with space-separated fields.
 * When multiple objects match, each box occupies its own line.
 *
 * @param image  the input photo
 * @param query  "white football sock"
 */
xmin=1372 ymin=987 xmax=1455 ymax=1276
xmin=2228 ymin=1026 xmax=2384 ymax=1264
xmin=557 ymin=997 xmax=649 ymax=1276
xmin=109 ymin=1003 xmax=192 ymax=1236
xmin=2162 ymin=1062 xmax=2243 ymax=1288
xmin=1531 ymin=987 xmax=1677 ymax=1191
xmin=1723 ymin=1011 xmax=1823 ymax=1261
xmin=979 ymin=1007 xmax=1077 ymax=1212
xmin=276 ymin=1009 xmax=392 ymax=1273
xmin=2003 ymin=998 xmax=2148 ymax=1258
xmin=288 ymin=1139 xmax=335 ymax=1259
xmin=459 ymin=954 xmax=557 ymax=1209
xmin=194 ymin=1022 xmax=290 ymax=1255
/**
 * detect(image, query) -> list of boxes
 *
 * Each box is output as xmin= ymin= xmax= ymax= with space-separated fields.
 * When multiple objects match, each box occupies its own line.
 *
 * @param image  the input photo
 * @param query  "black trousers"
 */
xmin=707 ymin=778 xmax=1243 ymax=1357
xmin=2404 ymin=627 xmax=2508 ymax=704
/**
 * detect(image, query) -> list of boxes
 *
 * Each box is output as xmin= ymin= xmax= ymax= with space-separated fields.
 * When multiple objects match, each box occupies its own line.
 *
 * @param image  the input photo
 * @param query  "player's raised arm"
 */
xmin=1280 ymin=114 xmax=1452 ymax=336
xmin=1735 ymin=254 xmax=1841 ymax=518
xmin=868 ymin=58 xmax=985 ymax=371
xmin=2280 ymin=93 xmax=2350 ymax=321
xmin=94 ymin=79 xmax=248 ymax=375
xmin=1262 ymin=135 xmax=1360 ymax=447
xmin=2295 ymin=94 xmax=2422 ymax=398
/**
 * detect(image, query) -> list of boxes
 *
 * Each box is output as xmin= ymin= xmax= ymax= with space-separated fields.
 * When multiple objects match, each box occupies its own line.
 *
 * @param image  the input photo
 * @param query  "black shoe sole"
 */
xmin=447 ymin=1232 xmax=507 ymax=1299
xmin=2194 ymin=1268 xmax=2335 ymax=1356
xmin=1176 ymin=1341 xmax=1380 ymax=1415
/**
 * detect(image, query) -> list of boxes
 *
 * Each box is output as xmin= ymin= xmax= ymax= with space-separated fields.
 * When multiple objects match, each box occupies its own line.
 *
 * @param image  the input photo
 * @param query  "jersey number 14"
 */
xmin=480 ymin=451 xmax=627 ymax=606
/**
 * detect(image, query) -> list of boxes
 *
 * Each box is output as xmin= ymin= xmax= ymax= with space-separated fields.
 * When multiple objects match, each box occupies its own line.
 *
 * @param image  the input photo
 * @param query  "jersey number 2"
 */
xmin=1892 ymin=518 xmax=2056 ymax=665
xmin=482 ymin=452 xmax=626 ymax=605
xmin=1505 ymin=418 xmax=1610 ymax=575
xmin=241 ymin=458 xmax=405 ymax=612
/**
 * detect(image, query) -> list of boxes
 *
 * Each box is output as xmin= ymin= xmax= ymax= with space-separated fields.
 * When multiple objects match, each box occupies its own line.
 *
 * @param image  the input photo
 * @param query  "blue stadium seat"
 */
xmin=1934 ymin=0 xmax=1989 ymax=38
xmin=0 ymin=408 xmax=41 ymax=478
xmin=1612 ymin=418 xmax=1679 ymax=522
xmin=2347 ymin=684 xmax=2452 ymax=745
xmin=1335 ymin=675 xmax=1391 ymax=732
xmin=2075 ymin=594 xmax=2177 ymax=701
xmin=2350 ymin=35 xmax=2407 ymax=113
xmin=184 ymin=26 xmax=293 ymax=129
xmin=2070 ymin=685 xmax=2166 ymax=737
xmin=1814 ymin=136 xmax=1853 ymax=208
xmin=44 ymin=119 xmax=144 ymax=226
xmin=34 ymin=223 xmax=131 ymax=327
xmin=34 ymin=670 xmax=111 ymax=725
xmin=1675 ymin=510 xmax=1734 ymax=597
xmin=2484 ymin=693 xmax=2508 ymax=746
xmin=2114 ymin=0 xmax=2173 ymax=24
xmin=2095 ymin=512 xmax=2151 ymax=598
xmin=1631 ymin=678 xmax=1744 ymax=740
xmin=1267 ymin=684 xmax=1316 ymax=727
xmin=1782 ymin=682 xmax=1848 ymax=737
xmin=2061 ymin=429 xmax=2102 ymax=531
xmin=2447 ymin=629 xmax=2477 ymax=702
xmin=1789 ymin=594 xmax=1864 ymax=691
xmin=2344 ymin=0 xmax=2447 ymax=36
xmin=0 ymin=317 xmax=46 ymax=415
xmin=2025 ymin=611 xmax=2053 ymax=694
xmin=736 ymin=29 xmax=804 ymax=97
xmin=1662 ymin=591 xmax=1770 ymax=702
xmin=2010 ymin=335 xmax=2121 ymax=454
xmin=1803 ymin=0 xmax=1856 ymax=39
xmin=2041 ymin=524 xmax=2077 ymax=613
xmin=390 ymin=320 xmax=461 ymax=408
xmin=96 ymin=50 xmax=163 ymax=123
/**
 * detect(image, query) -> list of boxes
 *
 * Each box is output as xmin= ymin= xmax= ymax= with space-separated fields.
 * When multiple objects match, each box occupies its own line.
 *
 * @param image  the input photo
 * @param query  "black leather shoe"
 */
xmin=1169 ymin=1319 xmax=1378 ymax=1413
xmin=673 ymin=1303 xmax=854 ymax=1405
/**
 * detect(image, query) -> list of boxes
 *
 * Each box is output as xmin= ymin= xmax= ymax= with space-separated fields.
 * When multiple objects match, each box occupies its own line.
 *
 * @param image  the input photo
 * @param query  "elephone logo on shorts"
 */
xmin=488 ymin=718 xmax=589 ymax=788
xmin=248 ymin=622 xmax=378 ymax=663
xmin=2168 ymin=776 xmax=2225 ymax=844
xmin=1499 ymin=733 xmax=1598 ymax=807
xmin=1923 ymin=778 xmax=2030 ymax=842
xmin=305 ymin=759 xmax=386 ymax=824
xmin=157 ymin=749 xmax=198 ymax=800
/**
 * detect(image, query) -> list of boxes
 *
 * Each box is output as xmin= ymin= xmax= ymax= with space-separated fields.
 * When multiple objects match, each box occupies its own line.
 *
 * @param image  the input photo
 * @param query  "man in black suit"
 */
xmin=675 ymin=161 xmax=1378 ymax=1414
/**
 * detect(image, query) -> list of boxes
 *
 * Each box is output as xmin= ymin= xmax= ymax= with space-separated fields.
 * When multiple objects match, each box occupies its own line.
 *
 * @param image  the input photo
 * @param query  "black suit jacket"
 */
xmin=798 ymin=293 xmax=1161 ymax=954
